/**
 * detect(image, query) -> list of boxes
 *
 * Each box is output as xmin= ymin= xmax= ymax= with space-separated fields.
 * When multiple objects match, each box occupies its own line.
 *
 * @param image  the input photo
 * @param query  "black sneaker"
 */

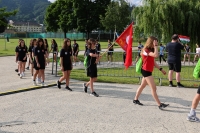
xmin=18 ymin=73 xmax=20 ymax=76
xmin=133 ymin=100 xmax=143 ymax=106
xmin=57 ymin=80 xmax=61 ymax=89
xmin=158 ymin=103 xmax=169 ymax=110
xmin=90 ymin=92 xmax=99 ymax=97
xmin=26 ymin=67 xmax=29 ymax=70
xmin=65 ymin=86 xmax=72 ymax=91
xmin=15 ymin=69 xmax=18 ymax=72
xmin=83 ymin=83 xmax=87 ymax=93
xmin=169 ymin=84 xmax=176 ymax=87
xmin=177 ymin=84 xmax=184 ymax=88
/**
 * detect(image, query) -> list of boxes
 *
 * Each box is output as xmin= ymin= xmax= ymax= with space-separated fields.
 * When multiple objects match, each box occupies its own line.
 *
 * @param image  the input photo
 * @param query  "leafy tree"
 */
xmin=100 ymin=0 xmax=132 ymax=33
xmin=73 ymin=0 xmax=110 ymax=38
xmin=44 ymin=0 xmax=76 ymax=38
xmin=133 ymin=0 xmax=200 ymax=46
xmin=0 ymin=6 xmax=17 ymax=33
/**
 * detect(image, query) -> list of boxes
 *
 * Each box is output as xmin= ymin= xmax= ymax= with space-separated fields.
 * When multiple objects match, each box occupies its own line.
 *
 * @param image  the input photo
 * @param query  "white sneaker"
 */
xmin=107 ymin=61 xmax=110 ymax=64
xmin=187 ymin=114 xmax=200 ymax=122
xmin=41 ymin=82 xmax=47 ymax=87
xmin=37 ymin=78 xmax=41 ymax=84
xmin=33 ymin=81 xmax=37 ymax=86
xmin=22 ymin=72 xmax=25 ymax=77
xmin=20 ymin=74 xmax=22 ymax=78
xmin=73 ymin=63 xmax=76 ymax=66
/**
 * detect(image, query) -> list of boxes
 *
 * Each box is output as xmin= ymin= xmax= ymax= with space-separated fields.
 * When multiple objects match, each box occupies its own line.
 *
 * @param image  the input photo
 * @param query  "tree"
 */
xmin=133 ymin=0 xmax=200 ymax=46
xmin=0 ymin=7 xmax=17 ymax=33
xmin=100 ymin=0 xmax=132 ymax=33
xmin=73 ymin=0 xmax=110 ymax=38
xmin=44 ymin=0 xmax=76 ymax=38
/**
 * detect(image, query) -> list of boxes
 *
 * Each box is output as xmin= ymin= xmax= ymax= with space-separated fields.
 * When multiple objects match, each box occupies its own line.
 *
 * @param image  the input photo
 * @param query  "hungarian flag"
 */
xmin=116 ymin=22 xmax=133 ymax=69
xmin=178 ymin=35 xmax=190 ymax=43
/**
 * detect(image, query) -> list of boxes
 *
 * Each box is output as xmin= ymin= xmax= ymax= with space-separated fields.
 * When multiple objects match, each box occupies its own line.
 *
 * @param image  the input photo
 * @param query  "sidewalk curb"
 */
xmin=0 ymin=82 xmax=66 ymax=96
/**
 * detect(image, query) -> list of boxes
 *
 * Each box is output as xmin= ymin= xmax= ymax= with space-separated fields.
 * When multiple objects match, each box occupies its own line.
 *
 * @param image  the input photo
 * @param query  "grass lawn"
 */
xmin=0 ymin=38 xmax=140 ymax=56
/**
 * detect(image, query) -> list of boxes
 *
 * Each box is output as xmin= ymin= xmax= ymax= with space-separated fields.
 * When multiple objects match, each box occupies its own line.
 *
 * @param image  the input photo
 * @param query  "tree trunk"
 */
xmin=64 ymin=31 xmax=67 ymax=38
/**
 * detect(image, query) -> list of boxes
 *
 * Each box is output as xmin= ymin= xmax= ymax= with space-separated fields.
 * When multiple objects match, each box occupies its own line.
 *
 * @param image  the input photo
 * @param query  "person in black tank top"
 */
xmin=57 ymin=38 xmax=73 ymax=91
xmin=183 ymin=43 xmax=191 ymax=64
xmin=50 ymin=39 xmax=58 ymax=62
xmin=83 ymin=38 xmax=101 ymax=97
xmin=28 ymin=39 xmax=37 ymax=77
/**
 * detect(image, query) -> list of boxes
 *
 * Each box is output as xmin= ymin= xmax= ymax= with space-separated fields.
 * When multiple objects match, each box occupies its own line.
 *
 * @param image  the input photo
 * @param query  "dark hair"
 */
xmin=63 ymin=38 xmax=71 ymax=51
xmin=19 ymin=39 xmax=25 ymax=47
xmin=37 ymin=38 xmax=44 ymax=49
xmin=44 ymin=39 xmax=48 ymax=48
xmin=138 ymin=41 xmax=141 ymax=43
xmin=74 ymin=39 xmax=76 ymax=41
xmin=171 ymin=34 xmax=179 ymax=40
xmin=52 ymin=39 xmax=57 ymax=45
xmin=31 ymin=39 xmax=37 ymax=46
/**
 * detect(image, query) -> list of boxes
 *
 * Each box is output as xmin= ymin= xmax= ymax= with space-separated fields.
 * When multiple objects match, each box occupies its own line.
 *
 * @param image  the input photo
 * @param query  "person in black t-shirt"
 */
xmin=84 ymin=39 xmax=88 ymax=57
xmin=57 ymin=38 xmax=73 ymax=91
xmin=95 ymin=39 xmax=101 ymax=64
xmin=107 ymin=39 xmax=114 ymax=64
xmin=166 ymin=34 xmax=184 ymax=88
xmin=49 ymin=39 xmax=58 ymax=62
xmin=83 ymin=38 xmax=101 ymax=97
xmin=33 ymin=38 xmax=47 ymax=86
xmin=28 ymin=39 xmax=37 ymax=77
xmin=183 ymin=43 xmax=191 ymax=64
xmin=72 ymin=39 xmax=80 ymax=66
xmin=15 ymin=39 xmax=28 ymax=78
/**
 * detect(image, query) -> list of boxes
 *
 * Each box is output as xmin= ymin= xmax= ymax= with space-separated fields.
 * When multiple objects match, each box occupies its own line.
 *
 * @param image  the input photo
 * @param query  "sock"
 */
xmin=169 ymin=81 xmax=173 ymax=85
xmin=177 ymin=82 xmax=181 ymax=85
xmin=190 ymin=108 xmax=196 ymax=116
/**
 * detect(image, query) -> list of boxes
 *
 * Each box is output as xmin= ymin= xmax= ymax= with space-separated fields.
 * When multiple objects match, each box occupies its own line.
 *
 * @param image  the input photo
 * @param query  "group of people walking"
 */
xmin=14 ymin=35 xmax=200 ymax=122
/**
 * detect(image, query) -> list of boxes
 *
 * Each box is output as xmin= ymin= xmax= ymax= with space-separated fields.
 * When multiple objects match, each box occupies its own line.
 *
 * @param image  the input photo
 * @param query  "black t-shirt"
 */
xmin=96 ymin=43 xmax=101 ymax=51
xmin=73 ymin=43 xmax=79 ymax=52
xmin=166 ymin=42 xmax=184 ymax=63
xmin=51 ymin=43 xmax=58 ymax=52
xmin=60 ymin=48 xmax=72 ymax=66
xmin=185 ymin=46 xmax=190 ymax=53
xmin=86 ymin=49 xmax=97 ymax=67
xmin=108 ymin=43 xmax=113 ymax=51
xmin=34 ymin=46 xmax=45 ymax=62
xmin=28 ymin=46 xmax=34 ymax=58
xmin=15 ymin=46 xmax=28 ymax=59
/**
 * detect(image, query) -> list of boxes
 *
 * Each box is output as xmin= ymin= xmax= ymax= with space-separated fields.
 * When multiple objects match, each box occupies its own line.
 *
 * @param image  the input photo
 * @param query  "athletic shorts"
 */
xmin=63 ymin=64 xmax=72 ymax=71
xmin=73 ymin=52 xmax=78 ymax=56
xmin=87 ymin=65 xmax=97 ymax=78
xmin=18 ymin=57 xmax=27 ymax=62
xmin=34 ymin=61 xmax=45 ymax=70
xmin=107 ymin=51 xmax=113 ymax=55
xmin=141 ymin=69 xmax=152 ymax=77
xmin=197 ymin=86 xmax=200 ymax=94
xmin=168 ymin=62 xmax=181 ymax=72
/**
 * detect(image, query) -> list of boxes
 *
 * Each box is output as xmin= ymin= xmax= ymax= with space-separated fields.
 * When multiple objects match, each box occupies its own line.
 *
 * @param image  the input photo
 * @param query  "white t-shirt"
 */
xmin=196 ymin=48 xmax=200 ymax=54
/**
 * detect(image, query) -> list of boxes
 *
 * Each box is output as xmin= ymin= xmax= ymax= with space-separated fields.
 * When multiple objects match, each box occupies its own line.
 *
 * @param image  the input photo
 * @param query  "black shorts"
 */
xmin=87 ymin=65 xmax=97 ymax=78
xmin=168 ymin=62 xmax=181 ymax=72
xmin=34 ymin=61 xmax=45 ymax=70
xmin=18 ymin=58 xmax=27 ymax=62
xmin=197 ymin=86 xmax=200 ymax=94
xmin=141 ymin=69 xmax=152 ymax=77
xmin=73 ymin=52 xmax=78 ymax=56
xmin=63 ymin=64 xmax=72 ymax=71
xmin=107 ymin=51 xmax=113 ymax=55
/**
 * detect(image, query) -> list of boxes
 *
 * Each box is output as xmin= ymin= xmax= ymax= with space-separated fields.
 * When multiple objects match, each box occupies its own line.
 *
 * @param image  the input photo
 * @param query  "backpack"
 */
xmin=84 ymin=56 xmax=88 ymax=68
xmin=193 ymin=59 xmax=200 ymax=79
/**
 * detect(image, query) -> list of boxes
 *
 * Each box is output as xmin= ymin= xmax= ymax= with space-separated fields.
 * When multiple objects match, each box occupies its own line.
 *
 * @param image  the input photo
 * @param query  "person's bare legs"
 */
xmin=188 ymin=91 xmax=200 ymax=121
xmin=66 ymin=70 xmax=71 ymax=87
xmin=176 ymin=72 xmax=181 ymax=82
xmin=168 ymin=70 xmax=173 ymax=83
xmin=134 ymin=77 xmax=148 ymax=100
xmin=59 ymin=71 xmax=67 ymax=82
xmin=145 ymin=76 xmax=161 ymax=106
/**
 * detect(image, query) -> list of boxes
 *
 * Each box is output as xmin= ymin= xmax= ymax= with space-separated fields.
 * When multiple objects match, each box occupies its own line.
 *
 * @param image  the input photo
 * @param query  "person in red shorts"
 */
xmin=133 ymin=36 xmax=169 ymax=110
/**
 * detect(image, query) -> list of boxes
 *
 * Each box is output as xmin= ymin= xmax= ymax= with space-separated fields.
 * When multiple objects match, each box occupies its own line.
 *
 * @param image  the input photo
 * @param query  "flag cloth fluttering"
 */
xmin=178 ymin=35 xmax=190 ymax=43
xmin=115 ymin=22 xmax=133 ymax=69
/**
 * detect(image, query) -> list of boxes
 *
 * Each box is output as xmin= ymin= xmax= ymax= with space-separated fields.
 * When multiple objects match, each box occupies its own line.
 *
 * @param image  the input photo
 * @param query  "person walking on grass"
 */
xmin=57 ymin=38 xmax=73 ymax=91
xmin=72 ymin=39 xmax=81 ymax=66
xmin=95 ymin=39 xmax=101 ymax=64
xmin=183 ymin=43 xmax=191 ymax=64
xmin=133 ymin=36 xmax=169 ymax=110
xmin=107 ymin=39 xmax=113 ymax=64
xmin=15 ymin=39 xmax=28 ymax=78
xmin=192 ymin=44 xmax=200 ymax=64
xmin=166 ymin=34 xmax=184 ymax=88
xmin=159 ymin=43 xmax=166 ymax=64
xmin=83 ymin=38 xmax=101 ymax=97
xmin=33 ymin=38 xmax=47 ymax=86
xmin=187 ymin=86 xmax=200 ymax=122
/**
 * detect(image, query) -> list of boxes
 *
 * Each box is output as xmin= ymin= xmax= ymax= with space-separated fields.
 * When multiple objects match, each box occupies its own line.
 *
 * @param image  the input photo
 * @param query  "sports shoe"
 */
xmin=158 ymin=103 xmax=169 ymax=110
xmin=90 ymin=92 xmax=99 ymax=97
xmin=37 ymin=78 xmax=41 ymax=84
xmin=57 ymin=80 xmax=61 ymax=89
xmin=187 ymin=114 xmax=200 ymax=122
xmin=73 ymin=63 xmax=76 ymax=66
xmin=18 ymin=73 xmax=20 ymax=76
xmin=26 ymin=67 xmax=29 ymax=70
xmin=41 ymin=82 xmax=47 ymax=87
xmin=15 ymin=69 xmax=18 ymax=72
xmin=19 ymin=74 xmax=22 ymax=78
xmin=33 ymin=81 xmax=37 ymax=86
xmin=169 ymin=84 xmax=176 ymax=87
xmin=133 ymin=100 xmax=143 ymax=106
xmin=83 ymin=83 xmax=87 ymax=93
xmin=65 ymin=86 xmax=72 ymax=91
xmin=107 ymin=61 xmax=110 ymax=64
xmin=177 ymin=83 xmax=184 ymax=88
xmin=22 ymin=72 xmax=25 ymax=77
